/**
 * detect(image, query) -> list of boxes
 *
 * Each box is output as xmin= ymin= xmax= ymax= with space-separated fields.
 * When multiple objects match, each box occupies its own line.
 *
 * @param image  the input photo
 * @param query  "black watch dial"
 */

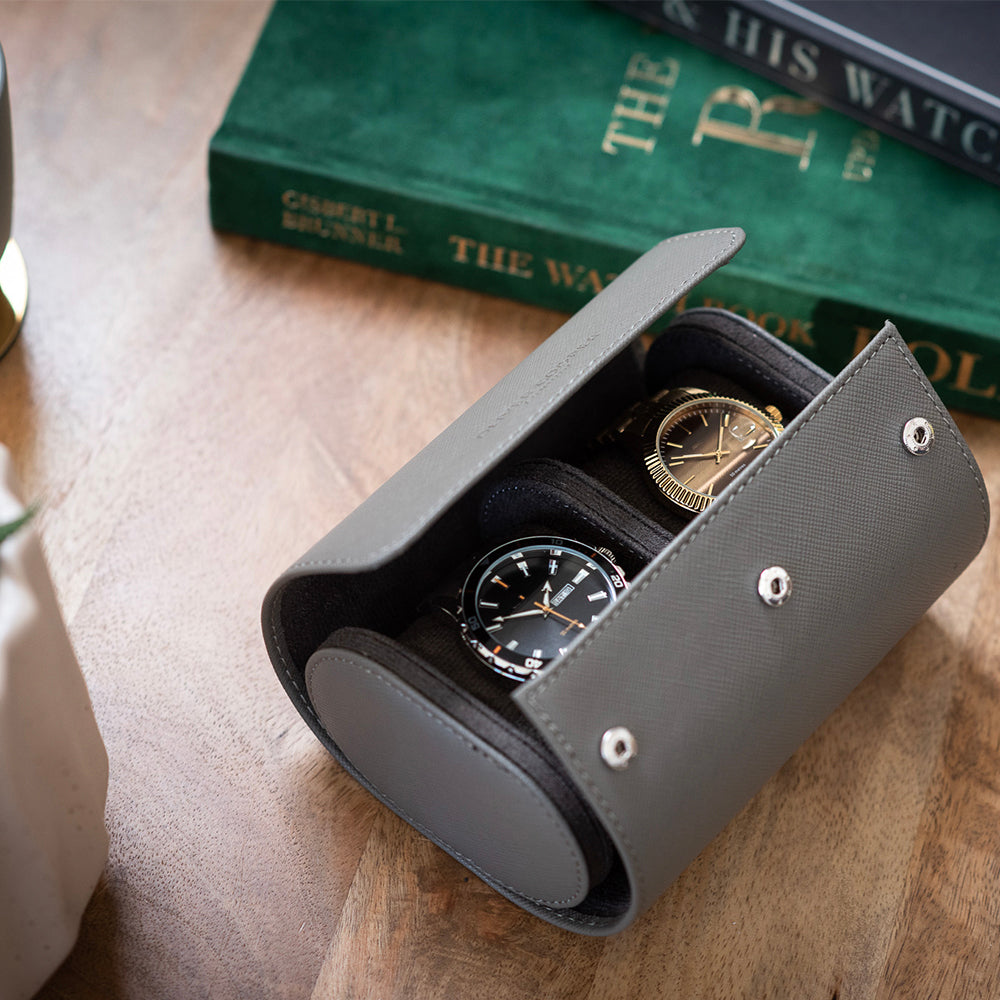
xmin=460 ymin=536 xmax=626 ymax=682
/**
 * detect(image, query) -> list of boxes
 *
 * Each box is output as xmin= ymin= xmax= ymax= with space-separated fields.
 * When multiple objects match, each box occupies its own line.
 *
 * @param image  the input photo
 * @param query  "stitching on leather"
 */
xmin=887 ymin=337 xmax=990 ymax=544
xmin=272 ymin=230 xmax=737 ymax=920
xmin=472 ymin=231 xmax=739 ymax=440
xmin=290 ymin=230 xmax=740 ymax=572
xmin=524 ymin=324 xmax=990 ymax=901
xmin=340 ymin=626 xmax=612 ymax=820
xmin=308 ymin=650 xmax=588 ymax=909
xmin=307 ymin=644 xmax=605 ymax=928
xmin=523 ymin=328 xmax=901 ymax=901
xmin=265 ymin=232 xmax=743 ymax=931
xmin=265 ymin=318 xmax=987 ymax=928
xmin=269 ymin=544 xmax=608 ymax=922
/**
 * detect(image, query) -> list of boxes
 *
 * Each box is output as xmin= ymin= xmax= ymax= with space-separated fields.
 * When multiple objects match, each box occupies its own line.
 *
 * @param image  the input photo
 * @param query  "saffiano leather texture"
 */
xmin=262 ymin=228 xmax=988 ymax=934
xmin=515 ymin=317 xmax=989 ymax=930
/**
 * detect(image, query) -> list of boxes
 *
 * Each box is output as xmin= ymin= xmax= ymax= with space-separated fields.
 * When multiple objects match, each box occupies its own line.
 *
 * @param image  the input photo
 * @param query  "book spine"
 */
xmin=672 ymin=270 xmax=1000 ymax=420
xmin=603 ymin=0 xmax=1000 ymax=188
xmin=208 ymin=141 xmax=1000 ymax=420
xmin=209 ymin=142 xmax=636 ymax=315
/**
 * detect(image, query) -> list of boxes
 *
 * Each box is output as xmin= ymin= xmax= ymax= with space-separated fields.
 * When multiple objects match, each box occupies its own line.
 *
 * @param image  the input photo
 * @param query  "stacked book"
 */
xmin=209 ymin=1 xmax=1000 ymax=418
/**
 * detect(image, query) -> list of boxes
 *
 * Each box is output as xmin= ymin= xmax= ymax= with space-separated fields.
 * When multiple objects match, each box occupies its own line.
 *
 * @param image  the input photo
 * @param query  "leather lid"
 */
xmin=514 ymin=319 xmax=989 ymax=929
xmin=265 ymin=229 xmax=745 ymax=581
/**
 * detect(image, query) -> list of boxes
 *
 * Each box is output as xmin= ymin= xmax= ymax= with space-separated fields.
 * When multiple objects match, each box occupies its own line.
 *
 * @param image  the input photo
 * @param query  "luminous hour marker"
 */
xmin=669 ymin=460 xmax=684 ymax=467
xmin=666 ymin=441 xmax=683 ymax=449
xmin=548 ymin=559 xmax=558 ymax=575
xmin=486 ymin=623 xmax=502 ymax=632
xmin=559 ymin=647 xmax=568 ymax=656
xmin=588 ymin=590 xmax=608 ymax=602
xmin=517 ymin=560 xmax=530 ymax=576
xmin=572 ymin=568 xmax=589 ymax=584
xmin=507 ymin=640 xmax=519 ymax=651
xmin=479 ymin=600 xmax=499 ymax=608
xmin=706 ymin=483 xmax=714 ymax=496
xmin=752 ymin=441 xmax=768 ymax=449
xmin=684 ymin=474 xmax=696 ymax=485
xmin=724 ymin=413 xmax=730 ymax=427
xmin=700 ymin=413 xmax=709 ymax=426
xmin=533 ymin=649 xmax=543 ymax=659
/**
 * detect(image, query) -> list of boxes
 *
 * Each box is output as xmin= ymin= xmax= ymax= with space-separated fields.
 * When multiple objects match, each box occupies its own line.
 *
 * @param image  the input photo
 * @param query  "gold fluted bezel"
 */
xmin=640 ymin=391 xmax=784 ymax=514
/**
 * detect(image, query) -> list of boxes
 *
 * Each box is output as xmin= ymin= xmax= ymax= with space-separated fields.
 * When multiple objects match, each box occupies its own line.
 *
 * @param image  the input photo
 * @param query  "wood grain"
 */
xmin=876 ymin=426 xmax=1000 ymax=1000
xmin=0 ymin=4 xmax=996 ymax=998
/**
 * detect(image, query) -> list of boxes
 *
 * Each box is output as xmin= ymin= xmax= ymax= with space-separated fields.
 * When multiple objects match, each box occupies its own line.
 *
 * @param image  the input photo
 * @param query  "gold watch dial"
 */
xmin=646 ymin=396 xmax=782 ymax=513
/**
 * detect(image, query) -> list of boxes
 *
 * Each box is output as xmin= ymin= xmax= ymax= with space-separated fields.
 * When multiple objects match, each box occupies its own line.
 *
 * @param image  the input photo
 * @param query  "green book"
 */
xmin=209 ymin=0 xmax=1000 ymax=418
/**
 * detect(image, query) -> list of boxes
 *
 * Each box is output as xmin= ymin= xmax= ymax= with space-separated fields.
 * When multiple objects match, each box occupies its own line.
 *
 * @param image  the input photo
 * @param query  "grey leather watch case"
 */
xmin=262 ymin=228 xmax=989 ymax=935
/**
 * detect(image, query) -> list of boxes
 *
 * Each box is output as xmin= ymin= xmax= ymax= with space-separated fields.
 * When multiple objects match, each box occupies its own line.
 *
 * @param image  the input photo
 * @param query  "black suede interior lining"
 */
xmin=479 ymin=458 xmax=674 ymax=572
xmin=645 ymin=307 xmax=830 ymax=407
xmin=399 ymin=458 xmax=675 ymax=716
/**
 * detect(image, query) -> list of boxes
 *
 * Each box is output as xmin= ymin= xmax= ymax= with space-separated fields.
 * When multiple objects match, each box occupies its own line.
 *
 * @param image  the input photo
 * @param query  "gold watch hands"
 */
xmin=671 ymin=449 xmax=732 ymax=461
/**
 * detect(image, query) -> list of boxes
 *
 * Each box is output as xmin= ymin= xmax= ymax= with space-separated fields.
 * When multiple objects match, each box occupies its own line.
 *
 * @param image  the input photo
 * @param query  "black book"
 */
xmin=606 ymin=0 xmax=1000 ymax=186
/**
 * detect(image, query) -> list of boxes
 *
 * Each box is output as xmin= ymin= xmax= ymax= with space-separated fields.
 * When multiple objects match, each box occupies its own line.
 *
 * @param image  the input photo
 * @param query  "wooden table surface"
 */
xmin=3 ymin=4 xmax=999 ymax=998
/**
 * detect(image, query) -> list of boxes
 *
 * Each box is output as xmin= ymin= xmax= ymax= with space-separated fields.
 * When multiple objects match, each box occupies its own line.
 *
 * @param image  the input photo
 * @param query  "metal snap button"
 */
xmin=758 ymin=566 xmax=791 ymax=607
xmin=600 ymin=727 xmax=638 ymax=770
xmin=902 ymin=417 xmax=934 ymax=455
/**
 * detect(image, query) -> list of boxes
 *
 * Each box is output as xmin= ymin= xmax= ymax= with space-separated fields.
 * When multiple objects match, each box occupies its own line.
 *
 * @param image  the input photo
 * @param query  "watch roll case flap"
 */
xmin=274 ymin=229 xmax=745 ymax=576
xmin=514 ymin=322 xmax=989 ymax=930
xmin=262 ymin=228 xmax=989 ymax=936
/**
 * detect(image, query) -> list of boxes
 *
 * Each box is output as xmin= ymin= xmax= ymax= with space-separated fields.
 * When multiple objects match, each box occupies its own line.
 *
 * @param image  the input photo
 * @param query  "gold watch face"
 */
xmin=645 ymin=396 xmax=783 ymax=513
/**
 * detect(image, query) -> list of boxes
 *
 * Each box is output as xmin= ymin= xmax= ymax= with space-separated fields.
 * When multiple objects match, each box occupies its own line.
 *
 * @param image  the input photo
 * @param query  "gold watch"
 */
xmin=605 ymin=387 xmax=784 ymax=515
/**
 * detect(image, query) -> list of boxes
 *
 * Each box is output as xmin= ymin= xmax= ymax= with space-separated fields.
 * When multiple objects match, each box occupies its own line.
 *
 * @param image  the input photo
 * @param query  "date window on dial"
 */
xmin=551 ymin=583 xmax=575 ymax=607
xmin=728 ymin=417 xmax=758 ymax=442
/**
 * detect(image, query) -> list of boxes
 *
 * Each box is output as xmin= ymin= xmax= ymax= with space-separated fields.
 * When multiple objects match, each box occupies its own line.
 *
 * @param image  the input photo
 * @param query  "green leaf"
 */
xmin=0 ymin=505 xmax=37 ymax=544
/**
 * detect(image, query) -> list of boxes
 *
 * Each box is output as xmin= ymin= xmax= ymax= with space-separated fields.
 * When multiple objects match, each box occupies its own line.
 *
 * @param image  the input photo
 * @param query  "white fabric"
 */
xmin=0 ymin=446 xmax=108 ymax=999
